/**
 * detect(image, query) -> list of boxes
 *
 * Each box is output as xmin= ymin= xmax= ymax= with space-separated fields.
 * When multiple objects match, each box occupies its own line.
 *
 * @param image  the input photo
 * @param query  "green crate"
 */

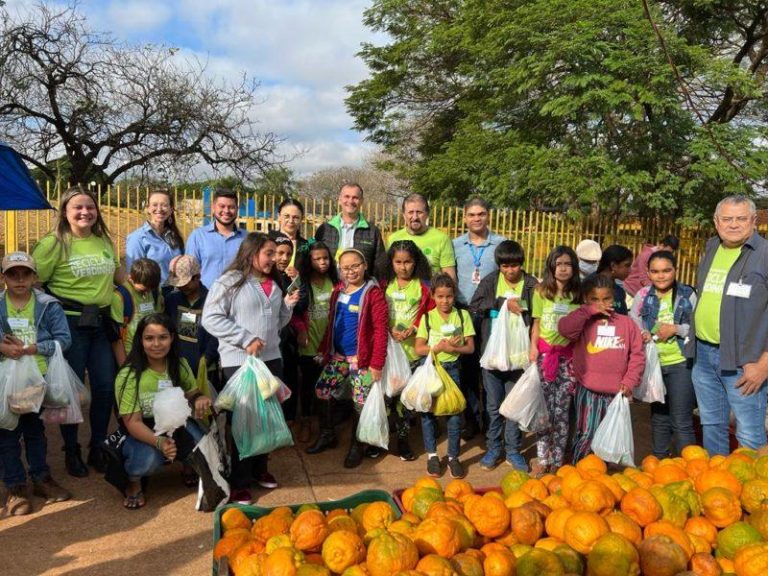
xmin=213 ymin=489 xmax=400 ymax=576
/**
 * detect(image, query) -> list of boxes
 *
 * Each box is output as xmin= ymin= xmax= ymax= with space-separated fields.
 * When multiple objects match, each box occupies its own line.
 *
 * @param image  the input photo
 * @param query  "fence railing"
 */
xmin=0 ymin=183 xmax=751 ymax=284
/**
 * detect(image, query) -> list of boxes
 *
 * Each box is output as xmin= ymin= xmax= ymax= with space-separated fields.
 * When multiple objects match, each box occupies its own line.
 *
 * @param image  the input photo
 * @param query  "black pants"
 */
xmin=279 ymin=330 xmax=300 ymax=421
xmin=298 ymin=355 xmax=323 ymax=419
xmin=222 ymin=359 xmax=282 ymax=489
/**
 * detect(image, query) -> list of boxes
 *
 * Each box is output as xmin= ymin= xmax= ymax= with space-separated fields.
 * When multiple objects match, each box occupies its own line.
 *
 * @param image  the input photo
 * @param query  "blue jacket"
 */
xmin=630 ymin=283 xmax=696 ymax=358
xmin=0 ymin=289 xmax=72 ymax=358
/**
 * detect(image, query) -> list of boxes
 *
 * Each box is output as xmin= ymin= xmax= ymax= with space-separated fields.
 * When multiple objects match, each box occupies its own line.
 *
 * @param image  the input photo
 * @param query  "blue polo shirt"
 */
xmin=453 ymin=231 xmax=507 ymax=305
xmin=185 ymin=222 xmax=246 ymax=289
xmin=125 ymin=222 xmax=183 ymax=286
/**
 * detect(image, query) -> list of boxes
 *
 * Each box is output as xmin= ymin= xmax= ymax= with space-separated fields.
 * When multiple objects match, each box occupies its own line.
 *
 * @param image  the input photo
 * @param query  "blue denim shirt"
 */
xmin=185 ymin=223 xmax=246 ymax=290
xmin=0 ymin=289 xmax=72 ymax=358
xmin=631 ymin=283 xmax=696 ymax=357
xmin=125 ymin=222 xmax=183 ymax=286
xmin=452 ymin=231 xmax=507 ymax=305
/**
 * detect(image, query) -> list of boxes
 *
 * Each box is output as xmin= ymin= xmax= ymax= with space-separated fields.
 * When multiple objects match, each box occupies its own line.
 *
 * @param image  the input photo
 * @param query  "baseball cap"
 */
xmin=1 ymin=252 xmax=37 ymax=274
xmin=167 ymin=255 xmax=201 ymax=287
xmin=575 ymin=239 xmax=602 ymax=262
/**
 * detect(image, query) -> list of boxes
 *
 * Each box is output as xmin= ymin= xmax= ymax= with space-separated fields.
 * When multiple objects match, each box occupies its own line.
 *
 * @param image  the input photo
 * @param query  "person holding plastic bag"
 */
xmin=202 ymin=233 xmax=299 ymax=504
xmin=470 ymin=240 xmax=538 ymax=471
xmin=381 ymin=240 xmax=433 ymax=461
xmin=310 ymin=249 xmax=389 ymax=469
xmin=629 ymin=251 xmax=697 ymax=458
xmin=0 ymin=252 xmax=73 ymax=515
xmin=529 ymin=246 xmax=581 ymax=475
xmin=415 ymin=274 xmax=475 ymax=479
xmin=115 ymin=314 xmax=211 ymax=509
xmin=558 ymin=274 xmax=645 ymax=464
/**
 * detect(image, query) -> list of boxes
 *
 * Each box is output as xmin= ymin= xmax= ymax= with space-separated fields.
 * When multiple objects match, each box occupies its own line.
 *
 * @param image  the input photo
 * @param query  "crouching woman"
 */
xmin=116 ymin=313 xmax=211 ymax=509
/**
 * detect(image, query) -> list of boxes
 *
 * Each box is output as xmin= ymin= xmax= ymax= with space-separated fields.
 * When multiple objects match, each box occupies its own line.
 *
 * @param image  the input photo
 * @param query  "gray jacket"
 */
xmin=0 ymin=289 xmax=72 ymax=358
xmin=688 ymin=231 xmax=768 ymax=370
xmin=202 ymin=271 xmax=293 ymax=368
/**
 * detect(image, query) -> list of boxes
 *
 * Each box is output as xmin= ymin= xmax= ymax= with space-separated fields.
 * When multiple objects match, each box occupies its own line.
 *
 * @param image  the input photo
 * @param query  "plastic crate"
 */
xmin=391 ymin=486 xmax=502 ymax=513
xmin=213 ymin=489 xmax=400 ymax=575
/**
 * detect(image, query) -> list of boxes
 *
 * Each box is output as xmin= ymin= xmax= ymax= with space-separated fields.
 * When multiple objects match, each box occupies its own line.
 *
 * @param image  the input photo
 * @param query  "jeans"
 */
xmin=651 ymin=361 xmax=697 ymax=458
xmin=61 ymin=316 xmax=117 ymax=450
xmin=0 ymin=413 xmax=50 ymax=488
xmin=122 ymin=420 xmax=204 ymax=480
xmin=482 ymin=368 xmax=523 ymax=460
xmin=420 ymin=361 xmax=462 ymax=458
xmin=692 ymin=340 xmax=768 ymax=455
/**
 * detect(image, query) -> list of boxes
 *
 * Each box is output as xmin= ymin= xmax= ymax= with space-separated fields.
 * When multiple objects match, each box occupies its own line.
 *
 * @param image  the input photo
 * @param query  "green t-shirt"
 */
xmin=532 ymin=291 xmax=579 ymax=347
xmin=33 ymin=234 xmax=118 ymax=310
xmin=116 ymin=358 xmax=196 ymax=417
xmin=656 ymin=291 xmax=686 ymax=367
xmin=695 ymin=245 xmax=742 ymax=344
xmin=492 ymin=274 xmax=527 ymax=331
xmin=387 ymin=227 xmax=455 ymax=275
xmin=300 ymin=277 xmax=334 ymax=357
xmin=416 ymin=308 xmax=475 ymax=364
xmin=113 ymin=282 xmax=163 ymax=354
xmin=4 ymin=294 xmax=47 ymax=374
xmin=386 ymin=279 xmax=423 ymax=361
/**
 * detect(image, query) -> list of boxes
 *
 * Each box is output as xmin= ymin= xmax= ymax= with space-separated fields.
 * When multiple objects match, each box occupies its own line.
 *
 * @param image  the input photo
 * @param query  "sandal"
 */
xmin=123 ymin=490 xmax=145 ymax=510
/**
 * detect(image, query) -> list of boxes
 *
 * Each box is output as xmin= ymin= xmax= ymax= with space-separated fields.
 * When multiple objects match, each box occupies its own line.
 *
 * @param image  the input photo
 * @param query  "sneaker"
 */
xmin=364 ymin=446 xmax=382 ymax=459
xmin=229 ymin=488 xmax=252 ymax=504
xmin=448 ymin=458 xmax=465 ymax=479
xmin=427 ymin=455 xmax=442 ymax=477
xmin=32 ymin=477 xmax=72 ymax=504
xmin=7 ymin=486 xmax=32 ymax=516
xmin=479 ymin=450 xmax=503 ymax=471
xmin=506 ymin=453 xmax=529 ymax=472
xmin=256 ymin=472 xmax=278 ymax=490
xmin=398 ymin=438 xmax=416 ymax=462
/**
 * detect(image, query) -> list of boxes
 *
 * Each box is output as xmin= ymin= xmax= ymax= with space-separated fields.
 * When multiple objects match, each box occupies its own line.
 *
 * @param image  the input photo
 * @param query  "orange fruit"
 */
xmin=594 ymin=474 xmax=626 ymax=502
xmin=643 ymin=520 xmax=694 ymax=559
xmin=681 ymin=445 xmax=709 ymax=462
xmin=253 ymin=512 xmax=293 ymax=542
xmin=641 ymin=455 xmax=660 ymax=474
xmin=263 ymin=547 xmax=305 ymax=576
xmin=569 ymin=479 xmax=615 ymax=513
xmin=508 ymin=506 xmax=544 ymax=546
xmin=585 ymin=532 xmax=640 ymax=576
xmin=214 ymin=529 xmax=251 ymax=561
xmin=701 ymin=487 xmax=743 ymax=528
xmin=545 ymin=508 xmax=575 ymax=541
xmin=500 ymin=469 xmax=530 ymax=496
xmin=415 ymin=477 xmax=442 ymax=492
xmin=605 ymin=511 xmax=642 ymax=546
xmin=684 ymin=516 xmax=718 ymax=547
xmin=321 ymin=530 xmax=366 ymax=574
xmin=686 ymin=458 xmax=711 ymax=479
xmin=637 ymin=535 xmax=688 ymax=576
xmin=413 ymin=517 xmax=464 ymax=558
xmin=652 ymin=463 xmax=689 ymax=485
xmin=695 ymin=468 xmax=743 ymax=497
xmin=222 ymin=508 xmax=253 ymax=532
xmin=412 ymin=488 xmax=446 ymax=520
xmin=740 ymin=478 xmax=768 ymax=513
xmin=748 ymin=508 xmax=768 ymax=539
xmin=715 ymin=521 xmax=763 ymax=560
xmin=444 ymin=479 xmax=474 ymax=500
xmin=576 ymin=454 xmax=608 ymax=476
xmin=365 ymin=531 xmax=419 ymax=576
xmin=415 ymin=554 xmax=457 ymax=576
xmin=520 ymin=479 xmax=549 ymax=501
xmin=450 ymin=552 xmax=483 ymax=576
xmin=400 ymin=488 xmax=416 ymax=513
xmin=482 ymin=548 xmax=517 ymax=576
xmin=290 ymin=510 xmax=329 ymax=552
xmin=464 ymin=492 xmax=510 ymax=537
xmin=362 ymin=502 xmax=396 ymax=532
xmin=562 ymin=511 xmax=609 ymax=555
xmin=688 ymin=552 xmax=721 ymax=576
xmin=620 ymin=487 xmax=662 ymax=527
xmin=515 ymin=548 xmax=565 ymax=576
xmin=733 ymin=542 xmax=768 ymax=576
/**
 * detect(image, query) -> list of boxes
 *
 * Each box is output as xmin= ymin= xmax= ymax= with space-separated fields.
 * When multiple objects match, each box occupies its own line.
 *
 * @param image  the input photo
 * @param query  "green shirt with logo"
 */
xmin=387 ymin=227 xmax=455 ymax=275
xmin=416 ymin=308 xmax=475 ymax=364
xmin=116 ymin=358 xmax=196 ymax=417
xmin=532 ymin=291 xmax=579 ymax=346
xmin=386 ymin=279 xmax=423 ymax=362
xmin=300 ymin=277 xmax=334 ymax=357
xmin=112 ymin=282 xmax=164 ymax=354
xmin=656 ymin=291 xmax=686 ymax=366
xmin=5 ymin=294 xmax=47 ymax=374
xmin=695 ymin=245 xmax=742 ymax=344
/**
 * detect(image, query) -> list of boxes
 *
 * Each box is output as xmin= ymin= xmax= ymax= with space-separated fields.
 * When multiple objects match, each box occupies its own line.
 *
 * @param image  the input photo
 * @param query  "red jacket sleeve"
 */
xmin=413 ymin=282 xmax=435 ymax=328
xmin=318 ymin=286 xmax=342 ymax=361
xmin=368 ymin=287 xmax=390 ymax=371
xmin=620 ymin=319 xmax=646 ymax=390
xmin=557 ymin=304 xmax=601 ymax=342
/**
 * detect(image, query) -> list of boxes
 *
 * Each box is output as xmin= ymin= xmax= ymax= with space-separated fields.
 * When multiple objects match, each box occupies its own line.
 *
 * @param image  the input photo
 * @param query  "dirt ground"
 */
xmin=0 ymin=403 xmax=653 ymax=576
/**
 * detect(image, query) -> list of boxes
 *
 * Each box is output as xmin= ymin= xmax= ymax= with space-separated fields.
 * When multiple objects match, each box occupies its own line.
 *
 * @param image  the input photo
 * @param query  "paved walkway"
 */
xmin=0 ymin=403 xmax=652 ymax=576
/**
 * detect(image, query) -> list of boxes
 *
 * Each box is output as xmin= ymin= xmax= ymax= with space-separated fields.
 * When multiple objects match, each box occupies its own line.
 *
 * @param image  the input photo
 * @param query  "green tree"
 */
xmin=346 ymin=0 xmax=768 ymax=220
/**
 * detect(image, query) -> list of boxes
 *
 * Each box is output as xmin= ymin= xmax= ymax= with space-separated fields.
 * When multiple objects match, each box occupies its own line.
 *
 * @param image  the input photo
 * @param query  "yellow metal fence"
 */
xmin=0 ymin=184 xmax=754 ymax=284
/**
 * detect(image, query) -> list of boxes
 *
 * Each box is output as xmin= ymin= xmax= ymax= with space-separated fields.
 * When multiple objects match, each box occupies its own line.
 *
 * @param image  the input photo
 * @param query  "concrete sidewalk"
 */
xmin=0 ymin=403 xmax=653 ymax=576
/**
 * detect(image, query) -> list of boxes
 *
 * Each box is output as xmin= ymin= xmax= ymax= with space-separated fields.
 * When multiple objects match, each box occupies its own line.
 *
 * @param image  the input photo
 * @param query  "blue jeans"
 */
xmin=652 ymin=361 xmax=697 ymax=458
xmin=482 ymin=368 xmax=523 ymax=460
xmin=122 ymin=420 xmax=204 ymax=480
xmin=420 ymin=360 xmax=462 ymax=458
xmin=0 ymin=413 xmax=50 ymax=488
xmin=62 ymin=316 xmax=117 ymax=450
xmin=692 ymin=340 xmax=768 ymax=455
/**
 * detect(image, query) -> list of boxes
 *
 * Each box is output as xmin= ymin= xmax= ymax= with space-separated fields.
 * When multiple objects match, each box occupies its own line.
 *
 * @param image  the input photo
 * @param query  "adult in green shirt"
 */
xmin=387 ymin=193 xmax=457 ymax=281
xmin=691 ymin=195 xmax=768 ymax=455
xmin=32 ymin=186 xmax=123 ymax=478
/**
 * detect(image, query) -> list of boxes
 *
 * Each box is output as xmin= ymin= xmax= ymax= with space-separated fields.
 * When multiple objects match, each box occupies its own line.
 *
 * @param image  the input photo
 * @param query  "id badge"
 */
xmin=157 ymin=379 xmax=173 ymax=390
xmin=471 ymin=268 xmax=481 ymax=285
xmin=597 ymin=324 xmax=616 ymax=337
xmin=181 ymin=312 xmax=197 ymax=324
xmin=726 ymin=282 xmax=752 ymax=298
xmin=553 ymin=303 xmax=570 ymax=314
xmin=392 ymin=291 xmax=406 ymax=301
xmin=338 ymin=293 xmax=351 ymax=304
xmin=440 ymin=323 xmax=457 ymax=335
xmin=138 ymin=302 xmax=154 ymax=314
xmin=7 ymin=317 xmax=29 ymax=330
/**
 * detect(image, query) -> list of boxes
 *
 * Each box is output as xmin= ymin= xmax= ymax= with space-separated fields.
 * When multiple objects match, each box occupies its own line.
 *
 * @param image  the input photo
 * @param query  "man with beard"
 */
xmin=387 ymin=193 xmax=456 ymax=280
xmin=186 ymin=188 xmax=246 ymax=289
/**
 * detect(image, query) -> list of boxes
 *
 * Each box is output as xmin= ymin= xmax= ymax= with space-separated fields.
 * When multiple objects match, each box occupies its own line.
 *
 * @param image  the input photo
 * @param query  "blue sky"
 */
xmin=6 ymin=0 xmax=382 ymax=175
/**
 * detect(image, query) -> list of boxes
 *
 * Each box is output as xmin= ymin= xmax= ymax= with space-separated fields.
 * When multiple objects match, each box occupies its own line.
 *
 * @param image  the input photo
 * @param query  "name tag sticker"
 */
xmin=157 ymin=379 xmax=173 ymax=390
xmin=338 ymin=293 xmax=351 ymax=304
xmin=7 ymin=318 xmax=29 ymax=330
xmin=138 ymin=302 xmax=154 ymax=314
xmin=440 ymin=324 xmax=456 ymax=335
xmin=504 ymin=292 xmax=518 ymax=299
xmin=726 ymin=283 xmax=752 ymax=298
xmin=317 ymin=293 xmax=331 ymax=302
xmin=553 ymin=303 xmax=570 ymax=314
xmin=348 ymin=304 xmax=360 ymax=313
xmin=181 ymin=312 xmax=197 ymax=324
xmin=392 ymin=291 xmax=406 ymax=301
xmin=597 ymin=324 xmax=616 ymax=337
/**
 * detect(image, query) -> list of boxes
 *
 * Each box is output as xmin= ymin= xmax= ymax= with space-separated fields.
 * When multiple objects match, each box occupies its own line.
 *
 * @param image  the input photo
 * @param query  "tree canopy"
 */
xmin=346 ymin=0 xmax=768 ymax=220
xmin=0 ymin=3 xmax=281 ymax=186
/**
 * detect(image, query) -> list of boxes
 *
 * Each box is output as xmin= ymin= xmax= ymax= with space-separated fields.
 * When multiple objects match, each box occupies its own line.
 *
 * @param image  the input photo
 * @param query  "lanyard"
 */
xmin=468 ymin=243 xmax=488 ymax=269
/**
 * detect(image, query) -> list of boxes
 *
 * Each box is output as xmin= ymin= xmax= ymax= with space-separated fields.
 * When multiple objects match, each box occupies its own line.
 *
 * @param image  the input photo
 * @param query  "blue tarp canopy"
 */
xmin=0 ymin=142 xmax=52 ymax=210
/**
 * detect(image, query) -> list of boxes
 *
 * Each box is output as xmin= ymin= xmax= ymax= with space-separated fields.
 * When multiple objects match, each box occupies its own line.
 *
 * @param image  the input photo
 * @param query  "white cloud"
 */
xmin=104 ymin=1 xmax=173 ymax=32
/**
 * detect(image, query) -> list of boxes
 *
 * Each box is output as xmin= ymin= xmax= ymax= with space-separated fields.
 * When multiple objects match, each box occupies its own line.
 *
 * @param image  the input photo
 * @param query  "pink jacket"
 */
xmin=557 ymin=304 xmax=645 ymax=394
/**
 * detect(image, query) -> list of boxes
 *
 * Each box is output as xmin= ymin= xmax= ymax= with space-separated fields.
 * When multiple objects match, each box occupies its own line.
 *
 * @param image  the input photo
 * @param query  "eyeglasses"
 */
xmin=717 ymin=215 xmax=751 ymax=225
xmin=340 ymin=263 xmax=365 ymax=273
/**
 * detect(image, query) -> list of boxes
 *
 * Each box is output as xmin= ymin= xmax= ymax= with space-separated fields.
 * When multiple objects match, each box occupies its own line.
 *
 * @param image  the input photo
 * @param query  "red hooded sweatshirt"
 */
xmin=557 ymin=304 xmax=645 ymax=394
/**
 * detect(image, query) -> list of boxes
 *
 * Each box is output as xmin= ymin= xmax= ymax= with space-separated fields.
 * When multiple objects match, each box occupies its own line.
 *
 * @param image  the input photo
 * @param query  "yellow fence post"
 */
xmin=3 ymin=210 xmax=19 ymax=253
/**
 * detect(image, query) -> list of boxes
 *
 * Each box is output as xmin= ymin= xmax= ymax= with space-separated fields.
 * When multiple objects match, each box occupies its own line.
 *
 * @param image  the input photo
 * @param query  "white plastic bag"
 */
xmin=499 ymin=363 xmax=549 ymax=432
xmin=153 ymin=387 xmax=192 ymax=435
xmin=251 ymin=357 xmax=284 ymax=400
xmin=634 ymin=342 xmax=666 ymax=404
xmin=382 ymin=336 xmax=412 ymax=397
xmin=400 ymin=356 xmax=436 ymax=413
xmin=591 ymin=392 xmax=635 ymax=466
xmin=356 ymin=380 xmax=389 ymax=449
xmin=6 ymin=356 xmax=46 ymax=415
xmin=0 ymin=361 xmax=19 ymax=430
xmin=508 ymin=311 xmax=531 ymax=371
xmin=480 ymin=305 xmax=512 ymax=372
xmin=41 ymin=342 xmax=88 ymax=425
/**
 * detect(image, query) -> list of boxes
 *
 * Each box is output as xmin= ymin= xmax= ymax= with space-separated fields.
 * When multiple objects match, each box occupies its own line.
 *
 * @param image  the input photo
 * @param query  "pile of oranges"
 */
xmin=214 ymin=445 xmax=768 ymax=576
